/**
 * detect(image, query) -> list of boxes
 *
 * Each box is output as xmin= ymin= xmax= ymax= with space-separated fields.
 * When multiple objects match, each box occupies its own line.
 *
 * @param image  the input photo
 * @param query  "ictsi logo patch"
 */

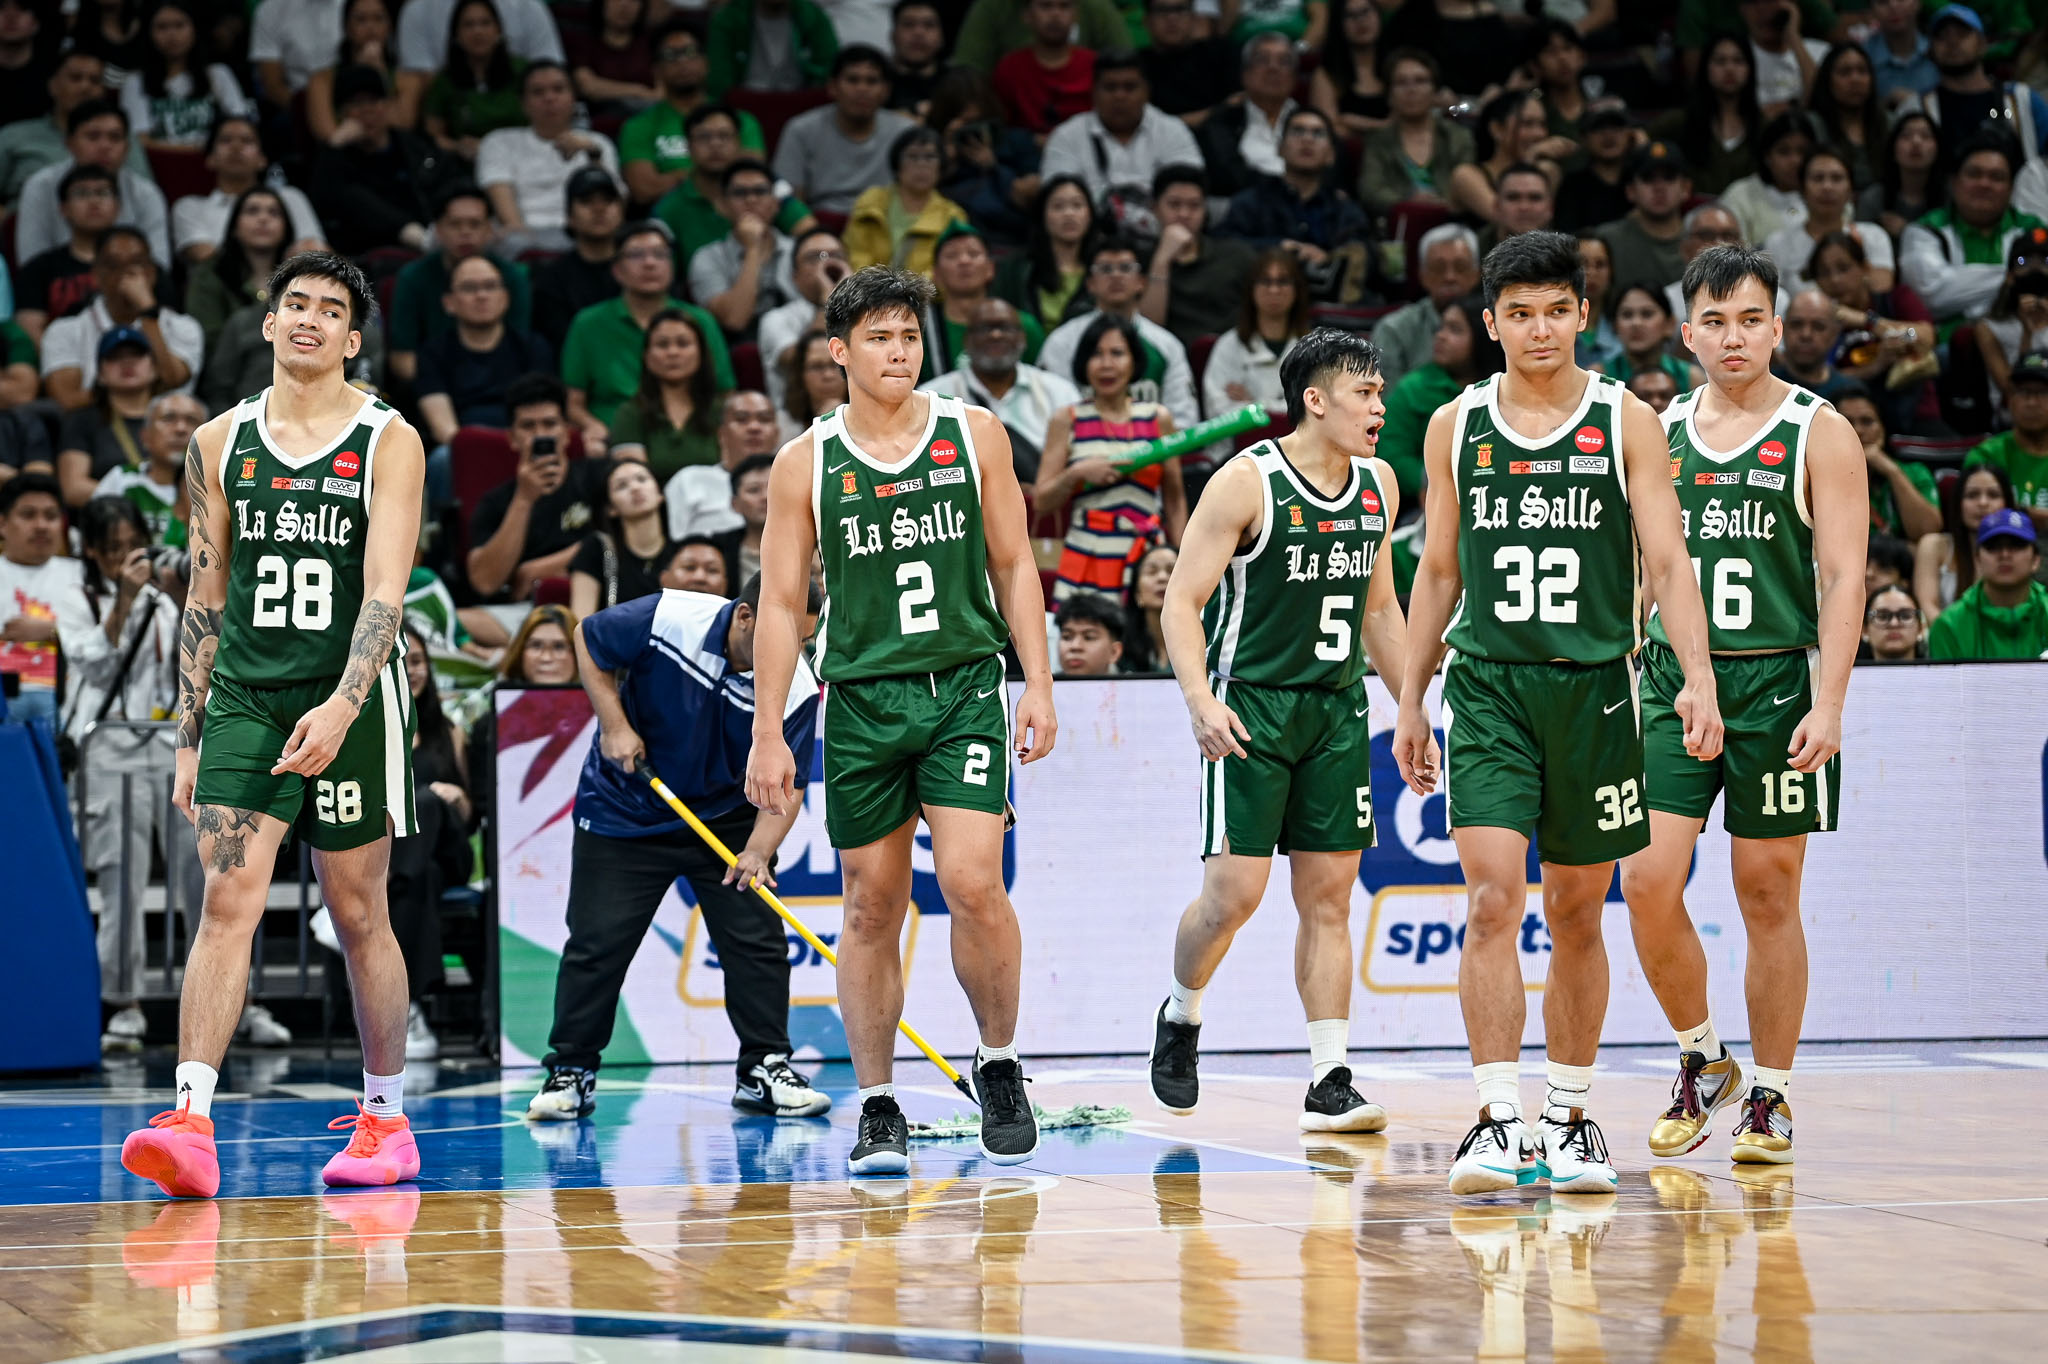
xmin=332 ymin=449 xmax=361 ymax=480
xmin=1758 ymin=440 xmax=1787 ymax=466
xmin=930 ymin=438 xmax=959 ymax=466
xmin=1575 ymin=425 xmax=1605 ymax=454
xmin=1360 ymin=488 xmax=1381 ymax=514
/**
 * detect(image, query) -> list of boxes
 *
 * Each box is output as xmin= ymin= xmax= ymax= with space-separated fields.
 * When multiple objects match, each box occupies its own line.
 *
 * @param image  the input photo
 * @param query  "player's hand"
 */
xmin=1787 ymin=701 xmax=1841 ymax=773
xmin=746 ymin=734 xmax=798 ymax=814
xmin=1391 ymin=702 xmax=1438 ymax=795
xmin=272 ymin=695 xmax=356 ymax=778
xmin=172 ymin=747 xmax=198 ymax=824
xmin=724 ymin=849 xmax=776 ymax=892
xmin=1675 ymin=678 xmax=1724 ymax=762
xmin=1188 ymin=692 xmax=1249 ymax=761
xmin=1015 ymin=680 xmax=1056 ymax=763
xmin=600 ymin=722 xmax=645 ymax=773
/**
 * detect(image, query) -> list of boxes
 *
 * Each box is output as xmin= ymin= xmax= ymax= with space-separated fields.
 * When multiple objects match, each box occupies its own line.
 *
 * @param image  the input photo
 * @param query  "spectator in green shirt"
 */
xmin=1965 ymin=348 xmax=2048 ymax=533
xmin=388 ymin=182 xmax=533 ymax=385
xmin=1928 ymin=508 xmax=2048 ymax=657
xmin=1375 ymin=292 xmax=1501 ymax=502
xmin=704 ymin=0 xmax=839 ymax=99
xmin=560 ymin=220 xmax=735 ymax=455
xmin=422 ymin=0 xmax=528 ymax=162
xmin=652 ymin=104 xmax=815 ymax=270
xmin=608 ymin=308 xmax=728 ymax=485
xmin=618 ymin=18 xmax=766 ymax=208
xmin=1836 ymin=385 xmax=1942 ymax=541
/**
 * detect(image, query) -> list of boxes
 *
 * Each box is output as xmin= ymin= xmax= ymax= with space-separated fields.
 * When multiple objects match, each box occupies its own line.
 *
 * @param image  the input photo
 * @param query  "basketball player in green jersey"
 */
xmin=1620 ymin=252 xmax=1865 ymax=1167
xmin=1390 ymin=231 xmax=1724 ymax=1196
xmin=121 ymin=253 xmax=426 ymax=1199
xmin=1147 ymin=329 xmax=1429 ymax=1133
xmin=744 ymin=267 xmax=1057 ymax=1176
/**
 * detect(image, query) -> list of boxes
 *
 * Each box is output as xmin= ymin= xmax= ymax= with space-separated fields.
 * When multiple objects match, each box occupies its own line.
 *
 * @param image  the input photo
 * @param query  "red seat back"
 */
xmin=724 ymin=88 xmax=832 ymax=163
xmin=145 ymin=147 xmax=215 ymax=210
xmin=1188 ymin=334 xmax=1218 ymax=394
xmin=1388 ymin=199 xmax=1453 ymax=300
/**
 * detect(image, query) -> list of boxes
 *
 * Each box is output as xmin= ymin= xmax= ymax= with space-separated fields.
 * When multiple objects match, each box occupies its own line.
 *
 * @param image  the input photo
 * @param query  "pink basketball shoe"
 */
xmin=121 ymin=1107 xmax=221 ymax=1199
xmin=321 ymin=1104 xmax=421 ymax=1188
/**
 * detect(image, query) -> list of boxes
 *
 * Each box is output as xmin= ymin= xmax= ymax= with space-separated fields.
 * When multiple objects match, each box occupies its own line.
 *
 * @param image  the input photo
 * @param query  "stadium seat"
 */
xmin=1387 ymin=199 xmax=1453 ymax=299
xmin=1236 ymin=413 xmax=1291 ymax=451
xmin=812 ymin=210 xmax=848 ymax=237
xmin=1188 ymin=334 xmax=1218 ymax=394
xmin=449 ymin=427 xmax=519 ymax=516
xmin=725 ymin=88 xmax=832 ymax=163
xmin=1893 ymin=435 xmax=1977 ymax=468
xmin=144 ymin=147 xmax=213 ymax=207
xmin=533 ymin=576 xmax=572 ymax=606
xmin=732 ymin=342 xmax=765 ymax=394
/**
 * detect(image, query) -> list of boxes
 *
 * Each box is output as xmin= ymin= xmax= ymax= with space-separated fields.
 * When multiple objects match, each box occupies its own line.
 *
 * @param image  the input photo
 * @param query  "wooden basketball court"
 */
xmin=1 ymin=1043 xmax=2041 ymax=1362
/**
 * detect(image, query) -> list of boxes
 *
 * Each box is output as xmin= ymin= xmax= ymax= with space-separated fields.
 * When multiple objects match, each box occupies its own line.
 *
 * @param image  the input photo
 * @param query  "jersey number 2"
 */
xmin=897 ymin=560 xmax=938 ymax=634
xmin=252 ymin=555 xmax=333 ymax=630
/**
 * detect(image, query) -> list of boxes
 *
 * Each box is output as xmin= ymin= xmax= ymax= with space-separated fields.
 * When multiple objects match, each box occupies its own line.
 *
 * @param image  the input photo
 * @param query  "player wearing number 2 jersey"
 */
xmin=1620 ymin=252 xmax=1866 ymax=1170
xmin=1392 ymin=232 xmax=1724 ymax=1199
xmin=744 ymin=267 xmax=1058 ymax=1177
xmin=1147 ymin=330 xmax=1426 ymax=1136
xmin=121 ymin=253 xmax=426 ymax=1201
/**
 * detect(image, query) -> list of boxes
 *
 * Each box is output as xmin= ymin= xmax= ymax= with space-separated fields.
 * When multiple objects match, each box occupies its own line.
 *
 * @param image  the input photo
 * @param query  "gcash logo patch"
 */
xmin=1510 ymin=459 xmax=1561 ymax=475
xmin=332 ymin=449 xmax=361 ymax=480
xmin=271 ymin=476 xmax=314 ymax=491
xmin=930 ymin=438 xmax=959 ymax=466
xmin=1317 ymin=518 xmax=1357 ymax=533
xmin=874 ymin=478 xmax=923 ymax=497
xmin=323 ymin=477 xmax=360 ymax=496
xmin=1695 ymin=471 xmax=1740 ymax=485
xmin=929 ymin=466 xmax=966 ymax=486
xmin=1747 ymin=469 xmax=1786 ymax=490
xmin=1361 ymin=488 xmax=1382 ymax=514
xmin=1758 ymin=440 xmax=1787 ymax=466
xmin=1574 ymin=425 xmax=1605 ymax=454
xmin=1570 ymin=455 xmax=1610 ymax=475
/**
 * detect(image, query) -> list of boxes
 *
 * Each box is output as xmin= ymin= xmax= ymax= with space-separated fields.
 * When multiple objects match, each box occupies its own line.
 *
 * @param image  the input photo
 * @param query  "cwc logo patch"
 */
xmin=1574 ymin=425 xmax=1605 ymax=454
xmin=930 ymin=438 xmax=959 ymax=466
xmin=332 ymin=449 xmax=361 ymax=480
xmin=1747 ymin=469 xmax=1786 ymax=490
xmin=929 ymin=467 xmax=966 ymax=486
xmin=841 ymin=471 xmax=858 ymax=496
xmin=1758 ymin=440 xmax=1787 ymax=466
xmin=1570 ymin=455 xmax=1609 ymax=475
xmin=1360 ymin=488 xmax=1381 ymax=514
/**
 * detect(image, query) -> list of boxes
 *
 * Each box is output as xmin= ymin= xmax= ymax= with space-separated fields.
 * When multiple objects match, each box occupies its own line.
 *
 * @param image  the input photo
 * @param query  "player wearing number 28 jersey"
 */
xmin=1392 ymin=232 xmax=1724 ymax=1199
xmin=1148 ymin=329 xmax=1428 ymax=1137
xmin=122 ymin=253 xmax=427 ymax=1201
xmin=744 ymin=267 xmax=1058 ymax=1177
xmin=1620 ymin=251 xmax=1867 ymax=1171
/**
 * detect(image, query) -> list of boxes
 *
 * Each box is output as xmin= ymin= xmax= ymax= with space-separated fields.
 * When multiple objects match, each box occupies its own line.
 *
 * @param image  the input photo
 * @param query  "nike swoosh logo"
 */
xmin=1772 ymin=693 xmax=1798 ymax=705
xmin=828 ymin=460 xmax=853 ymax=473
xmin=1603 ymin=699 xmax=1627 ymax=714
xmin=1354 ymin=707 xmax=1370 ymax=719
xmin=737 ymin=1081 xmax=766 ymax=1100
xmin=976 ymin=686 xmax=999 ymax=699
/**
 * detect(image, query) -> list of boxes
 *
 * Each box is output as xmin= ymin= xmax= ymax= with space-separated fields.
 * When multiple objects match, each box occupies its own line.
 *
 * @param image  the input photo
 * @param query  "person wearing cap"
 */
xmin=477 ymin=60 xmax=624 ymax=256
xmin=55 ymin=326 xmax=160 ymax=509
xmin=1595 ymin=141 xmax=1693 ymax=295
xmin=690 ymin=160 xmax=804 ymax=339
xmin=1928 ymin=507 xmax=2048 ymax=658
xmin=1907 ymin=5 xmax=2048 ymax=166
xmin=1900 ymin=130 xmax=2047 ymax=326
xmin=1737 ymin=0 xmax=1829 ymax=116
xmin=308 ymin=64 xmax=446 ymax=259
xmin=1862 ymin=0 xmax=1940 ymax=108
xmin=40 ymin=226 xmax=204 ymax=414
xmin=532 ymin=167 xmax=626 ymax=351
xmin=1555 ymin=100 xmax=1635 ymax=234
xmin=618 ymin=19 xmax=768 ymax=207
xmin=1965 ymin=349 xmax=2048 ymax=534
xmin=920 ymin=221 xmax=1046 ymax=382
xmin=169 ymin=114 xmax=327 ymax=267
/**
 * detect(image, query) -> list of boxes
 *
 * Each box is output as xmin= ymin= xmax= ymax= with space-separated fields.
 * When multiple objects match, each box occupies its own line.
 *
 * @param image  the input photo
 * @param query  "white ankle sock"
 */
xmin=1545 ymin=1060 xmax=1594 ymax=1118
xmin=1163 ymin=978 xmax=1203 ymax=1026
xmin=976 ymin=1042 xmax=1018 ymax=1067
xmin=175 ymin=1061 xmax=218 ymax=1120
xmin=857 ymin=1083 xmax=896 ymax=1104
xmin=1306 ymin=1018 xmax=1348 ymax=1083
xmin=1473 ymin=1061 xmax=1520 ymax=1118
xmin=1750 ymin=1064 xmax=1793 ymax=1098
xmin=1676 ymin=1018 xmax=1724 ymax=1060
xmin=363 ymin=1069 xmax=404 ymax=1118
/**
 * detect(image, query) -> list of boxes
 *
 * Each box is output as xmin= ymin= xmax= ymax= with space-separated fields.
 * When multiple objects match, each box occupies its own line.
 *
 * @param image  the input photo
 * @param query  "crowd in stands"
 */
xmin=7 ymin=0 xmax=2048 ymax=1048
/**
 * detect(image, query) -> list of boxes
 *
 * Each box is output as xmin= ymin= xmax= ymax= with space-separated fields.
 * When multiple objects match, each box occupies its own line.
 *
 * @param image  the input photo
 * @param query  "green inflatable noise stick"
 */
xmin=1110 ymin=403 xmax=1275 ymax=475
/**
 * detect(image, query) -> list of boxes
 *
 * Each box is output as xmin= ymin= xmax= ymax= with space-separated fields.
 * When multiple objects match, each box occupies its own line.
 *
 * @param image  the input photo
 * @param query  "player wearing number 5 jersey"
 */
xmin=744 ymin=267 xmax=1058 ymax=1177
xmin=1147 ymin=329 xmax=1429 ymax=1136
xmin=1391 ymin=232 xmax=1724 ymax=1198
xmin=1620 ymin=250 xmax=1866 ymax=1169
xmin=121 ymin=253 xmax=426 ymax=1201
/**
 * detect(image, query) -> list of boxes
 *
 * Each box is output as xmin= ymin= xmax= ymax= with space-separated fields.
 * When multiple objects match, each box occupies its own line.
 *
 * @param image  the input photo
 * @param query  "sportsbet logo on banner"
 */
xmin=497 ymin=667 xmax=2048 ymax=1062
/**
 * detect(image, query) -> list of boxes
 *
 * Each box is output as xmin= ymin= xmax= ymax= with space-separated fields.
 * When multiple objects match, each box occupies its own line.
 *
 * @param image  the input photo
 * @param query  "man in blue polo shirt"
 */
xmin=527 ymin=567 xmax=829 ymax=1122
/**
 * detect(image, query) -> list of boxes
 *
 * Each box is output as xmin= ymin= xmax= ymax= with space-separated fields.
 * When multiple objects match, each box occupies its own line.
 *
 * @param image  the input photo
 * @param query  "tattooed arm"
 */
xmin=273 ymin=417 xmax=426 ymax=779
xmin=171 ymin=416 xmax=236 ymax=822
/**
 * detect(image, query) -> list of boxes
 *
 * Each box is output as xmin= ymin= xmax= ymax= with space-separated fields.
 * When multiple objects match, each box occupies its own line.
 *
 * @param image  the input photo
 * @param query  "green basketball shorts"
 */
xmin=822 ymin=652 xmax=1009 ymax=850
xmin=1200 ymin=678 xmax=1376 ymax=858
xmin=1641 ymin=641 xmax=1839 ymax=839
xmin=194 ymin=664 xmax=417 ymax=852
xmin=1441 ymin=651 xmax=1648 ymax=866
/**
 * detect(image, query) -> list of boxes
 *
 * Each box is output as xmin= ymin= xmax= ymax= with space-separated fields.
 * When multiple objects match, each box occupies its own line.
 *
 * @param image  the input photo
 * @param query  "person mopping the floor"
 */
xmin=526 ymin=569 xmax=831 ymax=1122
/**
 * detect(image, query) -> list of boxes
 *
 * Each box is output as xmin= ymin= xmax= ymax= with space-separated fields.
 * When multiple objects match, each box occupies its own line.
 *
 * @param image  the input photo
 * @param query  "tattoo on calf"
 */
xmin=195 ymin=805 xmax=264 ymax=874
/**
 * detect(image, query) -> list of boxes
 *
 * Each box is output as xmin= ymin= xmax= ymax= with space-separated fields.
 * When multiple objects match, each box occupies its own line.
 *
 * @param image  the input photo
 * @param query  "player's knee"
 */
xmin=1544 ymin=898 xmax=1604 ymax=950
xmin=1618 ymin=859 xmax=1679 ymax=916
xmin=322 ymin=895 xmax=390 ymax=948
xmin=840 ymin=890 xmax=910 ymax=942
xmin=1733 ymin=867 xmax=1802 ymax=934
xmin=196 ymin=885 xmax=264 ymax=935
xmin=1464 ymin=879 xmax=1523 ymax=938
xmin=936 ymin=872 xmax=1009 ymax=925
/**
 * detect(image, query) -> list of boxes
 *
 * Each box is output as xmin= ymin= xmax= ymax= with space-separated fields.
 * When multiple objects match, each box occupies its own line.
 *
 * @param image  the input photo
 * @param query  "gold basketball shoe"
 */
xmin=1648 ymin=1050 xmax=1745 ymax=1157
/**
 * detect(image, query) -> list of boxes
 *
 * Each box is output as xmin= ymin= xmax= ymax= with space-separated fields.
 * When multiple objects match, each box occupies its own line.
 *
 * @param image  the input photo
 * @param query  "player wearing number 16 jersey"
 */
xmin=121 ymin=253 xmax=426 ymax=1200
xmin=1148 ymin=329 xmax=1428 ymax=1135
xmin=1391 ymin=232 xmax=1725 ymax=1197
xmin=1620 ymin=252 xmax=1866 ymax=1169
xmin=744 ymin=267 xmax=1058 ymax=1177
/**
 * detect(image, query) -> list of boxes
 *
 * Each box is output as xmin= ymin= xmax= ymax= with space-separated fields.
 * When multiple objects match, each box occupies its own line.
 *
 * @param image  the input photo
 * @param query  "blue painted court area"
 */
xmin=0 ymin=1061 xmax=1308 ymax=1206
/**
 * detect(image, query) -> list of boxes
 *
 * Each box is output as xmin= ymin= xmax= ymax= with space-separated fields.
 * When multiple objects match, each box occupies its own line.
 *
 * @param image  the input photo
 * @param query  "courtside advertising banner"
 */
xmin=496 ymin=665 xmax=2048 ymax=1065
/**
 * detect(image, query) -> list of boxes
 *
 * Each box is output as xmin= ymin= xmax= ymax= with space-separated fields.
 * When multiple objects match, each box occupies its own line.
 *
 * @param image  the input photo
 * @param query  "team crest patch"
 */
xmin=1670 ymin=458 xmax=1684 ymax=481
xmin=1758 ymin=440 xmax=1787 ymax=465
xmin=240 ymin=456 xmax=257 ymax=481
xmin=1289 ymin=505 xmax=1304 ymax=526
xmin=930 ymin=438 xmax=959 ymax=466
xmin=1476 ymin=443 xmax=1492 ymax=468
xmin=333 ymin=449 xmax=361 ymax=480
xmin=841 ymin=471 xmax=859 ymax=496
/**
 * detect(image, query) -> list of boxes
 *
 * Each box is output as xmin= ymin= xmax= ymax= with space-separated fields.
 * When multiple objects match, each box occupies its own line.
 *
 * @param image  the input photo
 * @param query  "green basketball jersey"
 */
xmin=1443 ymin=372 xmax=1641 ymax=665
xmin=1202 ymin=442 xmax=1389 ymax=689
xmin=213 ymin=389 xmax=401 ymax=687
xmin=1648 ymin=384 xmax=1822 ymax=654
xmin=812 ymin=393 xmax=1010 ymax=682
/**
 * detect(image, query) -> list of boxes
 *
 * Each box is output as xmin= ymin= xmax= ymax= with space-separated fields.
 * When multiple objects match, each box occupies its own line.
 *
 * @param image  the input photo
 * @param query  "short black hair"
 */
xmin=720 ymin=156 xmax=773 ymax=190
xmin=1496 ymin=160 xmax=1551 ymax=192
xmin=202 ymin=113 xmax=261 ymax=158
xmin=888 ymin=123 xmax=943 ymax=176
xmin=1092 ymin=48 xmax=1144 ymax=83
xmin=1086 ymin=231 xmax=1143 ymax=266
xmin=615 ymin=217 xmax=673 ymax=253
xmin=892 ymin=0 xmax=940 ymax=21
xmin=730 ymin=453 xmax=774 ymax=492
xmin=1481 ymin=229 xmax=1584 ymax=308
xmin=269 ymin=251 xmax=375 ymax=328
xmin=1867 ymin=533 xmax=1915 ymax=584
xmin=433 ymin=180 xmax=492 ymax=222
xmin=58 ymin=162 xmax=117 ymax=202
xmin=67 ymin=97 xmax=126 ymax=138
xmin=832 ymin=43 xmax=893 ymax=81
xmin=519 ymin=58 xmax=570 ymax=95
xmin=684 ymin=102 xmax=739 ymax=138
xmin=93 ymin=225 xmax=153 ymax=263
xmin=1281 ymin=105 xmax=1335 ymax=142
xmin=1952 ymin=127 xmax=2022 ymax=180
xmin=1055 ymin=592 xmax=1125 ymax=637
xmin=824 ymin=265 xmax=934 ymax=341
xmin=0 ymin=472 xmax=63 ymax=518
xmin=1152 ymin=163 xmax=1206 ymax=199
xmin=1070 ymin=310 xmax=1145 ymax=387
xmin=1279 ymin=326 xmax=1383 ymax=425
xmin=1681 ymin=242 xmax=1780 ymax=314
xmin=736 ymin=570 xmax=824 ymax=613
xmin=507 ymin=372 xmax=567 ymax=421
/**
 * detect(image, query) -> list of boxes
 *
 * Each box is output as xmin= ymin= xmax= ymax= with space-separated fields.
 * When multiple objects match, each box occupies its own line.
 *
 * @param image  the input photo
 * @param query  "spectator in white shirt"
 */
xmin=120 ymin=1 xmax=252 ymax=149
xmin=758 ymin=228 xmax=850 ymax=409
xmin=771 ymin=45 xmax=917 ymax=216
xmin=664 ymin=390 xmax=782 ymax=538
xmin=397 ymin=0 xmax=564 ymax=109
xmin=476 ymin=60 xmax=622 ymax=254
xmin=690 ymin=160 xmax=802 ymax=338
xmin=15 ymin=100 xmax=172 ymax=269
xmin=1762 ymin=145 xmax=1896 ymax=289
xmin=1742 ymin=0 xmax=1827 ymax=116
xmin=170 ymin=115 xmax=327 ymax=265
xmin=1203 ymin=248 xmax=1310 ymax=424
xmin=1035 ymin=234 xmax=1199 ymax=429
xmin=41 ymin=228 xmax=205 ymax=411
xmin=922 ymin=298 xmax=1081 ymax=484
xmin=0 ymin=474 xmax=97 ymax=728
xmin=249 ymin=0 xmax=348 ymax=104
xmin=1040 ymin=50 xmax=1204 ymax=211
xmin=1902 ymin=131 xmax=2040 ymax=326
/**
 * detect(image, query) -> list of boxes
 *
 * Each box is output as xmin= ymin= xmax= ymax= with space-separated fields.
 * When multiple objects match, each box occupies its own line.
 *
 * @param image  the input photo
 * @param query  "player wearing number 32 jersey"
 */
xmin=1620 ymin=250 xmax=1866 ymax=1171
xmin=122 ymin=253 xmax=427 ymax=1201
xmin=1392 ymin=232 xmax=1725 ymax=1199
xmin=1146 ymin=328 xmax=1425 ymax=1138
xmin=744 ymin=267 xmax=1058 ymax=1179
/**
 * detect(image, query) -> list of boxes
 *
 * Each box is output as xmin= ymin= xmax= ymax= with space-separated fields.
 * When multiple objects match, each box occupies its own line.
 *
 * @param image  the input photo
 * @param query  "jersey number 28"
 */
xmin=252 ymin=554 xmax=333 ymax=630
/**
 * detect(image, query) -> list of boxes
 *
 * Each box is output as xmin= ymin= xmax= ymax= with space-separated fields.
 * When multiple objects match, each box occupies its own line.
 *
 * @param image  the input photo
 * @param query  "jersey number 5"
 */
xmin=252 ymin=554 xmax=333 ymax=630
xmin=1316 ymin=595 xmax=1355 ymax=661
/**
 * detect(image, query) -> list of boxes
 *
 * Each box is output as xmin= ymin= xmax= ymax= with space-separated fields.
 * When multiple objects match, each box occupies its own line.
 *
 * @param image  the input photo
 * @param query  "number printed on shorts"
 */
xmin=897 ymin=559 xmax=938 ymax=634
xmin=962 ymin=742 xmax=991 ymax=786
xmin=1594 ymin=778 xmax=1642 ymax=831
xmin=1492 ymin=545 xmax=1580 ymax=623
xmin=1758 ymin=769 xmax=1805 ymax=816
xmin=251 ymin=554 xmax=333 ymax=630
xmin=1355 ymin=784 xmax=1371 ymax=829
xmin=1315 ymin=595 xmax=1355 ymax=661
xmin=316 ymin=778 xmax=363 ymax=825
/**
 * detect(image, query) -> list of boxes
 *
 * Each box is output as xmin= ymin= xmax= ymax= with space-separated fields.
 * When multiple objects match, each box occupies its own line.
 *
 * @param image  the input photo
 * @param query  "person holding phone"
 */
xmin=465 ymin=374 xmax=609 ymax=606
